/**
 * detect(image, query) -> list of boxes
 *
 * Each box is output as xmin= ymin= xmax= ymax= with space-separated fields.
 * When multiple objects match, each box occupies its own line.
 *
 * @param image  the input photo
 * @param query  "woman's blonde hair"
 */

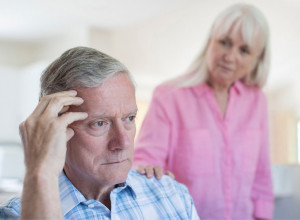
xmin=176 ymin=3 xmax=270 ymax=88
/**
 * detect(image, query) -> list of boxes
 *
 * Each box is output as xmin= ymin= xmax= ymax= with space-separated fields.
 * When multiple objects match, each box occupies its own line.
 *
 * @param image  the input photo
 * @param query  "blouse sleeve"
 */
xmin=133 ymin=85 xmax=172 ymax=170
xmin=251 ymin=93 xmax=274 ymax=219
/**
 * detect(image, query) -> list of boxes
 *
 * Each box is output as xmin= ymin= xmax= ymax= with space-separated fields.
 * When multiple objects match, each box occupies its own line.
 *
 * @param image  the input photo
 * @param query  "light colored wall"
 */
xmin=89 ymin=29 xmax=115 ymax=56
xmin=269 ymin=111 xmax=298 ymax=164
xmin=0 ymin=2 xmax=299 ymax=164
xmin=0 ymin=67 xmax=20 ymax=141
xmin=110 ymin=5 xmax=211 ymax=100
xmin=0 ymin=41 xmax=41 ymax=67
xmin=0 ymin=29 xmax=90 ymax=142
xmin=267 ymin=85 xmax=300 ymax=164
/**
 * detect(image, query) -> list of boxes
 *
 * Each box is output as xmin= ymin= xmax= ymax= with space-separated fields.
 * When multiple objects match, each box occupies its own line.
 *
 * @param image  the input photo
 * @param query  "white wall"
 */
xmin=0 ymin=29 xmax=91 ymax=142
xmin=0 ymin=0 xmax=299 ymax=162
xmin=0 ymin=66 xmax=20 ymax=142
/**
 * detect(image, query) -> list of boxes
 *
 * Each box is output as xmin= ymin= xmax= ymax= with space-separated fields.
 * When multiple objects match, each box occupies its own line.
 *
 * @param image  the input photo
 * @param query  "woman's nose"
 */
xmin=224 ymin=48 xmax=237 ymax=62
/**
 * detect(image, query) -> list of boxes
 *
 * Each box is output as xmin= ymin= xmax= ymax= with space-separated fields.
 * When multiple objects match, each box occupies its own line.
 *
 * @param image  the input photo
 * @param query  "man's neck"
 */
xmin=63 ymin=169 xmax=115 ymax=210
xmin=82 ymin=184 xmax=114 ymax=210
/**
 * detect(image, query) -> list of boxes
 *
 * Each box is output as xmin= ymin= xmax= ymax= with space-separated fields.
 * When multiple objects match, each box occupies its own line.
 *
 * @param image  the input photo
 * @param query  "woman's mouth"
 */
xmin=218 ymin=64 xmax=233 ymax=72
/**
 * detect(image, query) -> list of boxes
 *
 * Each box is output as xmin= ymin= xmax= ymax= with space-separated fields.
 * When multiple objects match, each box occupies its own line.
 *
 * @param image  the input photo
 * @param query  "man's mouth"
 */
xmin=102 ymin=159 xmax=127 ymax=165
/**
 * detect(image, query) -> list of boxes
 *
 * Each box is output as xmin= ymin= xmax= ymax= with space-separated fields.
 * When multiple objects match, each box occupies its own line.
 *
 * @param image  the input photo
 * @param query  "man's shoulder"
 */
xmin=128 ymin=169 xmax=189 ymax=199
xmin=127 ymin=170 xmax=198 ymax=219
xmin=0 ymin=197 xmax=21 ymax=219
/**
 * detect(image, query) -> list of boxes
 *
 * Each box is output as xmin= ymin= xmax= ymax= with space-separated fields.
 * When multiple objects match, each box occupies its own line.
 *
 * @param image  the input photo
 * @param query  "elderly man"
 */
xmin=0 ymin=47 xmax=199 ymax=220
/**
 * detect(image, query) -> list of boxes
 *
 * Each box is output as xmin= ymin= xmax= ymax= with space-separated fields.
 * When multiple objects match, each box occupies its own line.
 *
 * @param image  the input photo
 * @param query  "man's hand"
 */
xmin=20 ymin=90 xmax=88 ymax=220
xmin=136 ymin=165 xmax=175 ymax=179
xmin=19 ymin=90 xmax=88 ymax=177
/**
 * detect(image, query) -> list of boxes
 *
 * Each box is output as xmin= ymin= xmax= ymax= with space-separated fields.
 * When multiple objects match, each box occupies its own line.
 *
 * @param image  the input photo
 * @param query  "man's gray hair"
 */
xmin=40 ymin=46 xmax=133 ymax=99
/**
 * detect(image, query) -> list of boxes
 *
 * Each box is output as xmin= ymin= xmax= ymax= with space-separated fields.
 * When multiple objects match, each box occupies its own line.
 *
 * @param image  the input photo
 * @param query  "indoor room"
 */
xmin=0 ymin=0 xmax=299 ymax=219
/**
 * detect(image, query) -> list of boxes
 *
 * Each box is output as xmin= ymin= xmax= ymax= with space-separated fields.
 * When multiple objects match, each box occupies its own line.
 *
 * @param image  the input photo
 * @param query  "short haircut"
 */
xmin=40 ymin=46 xmax=134 ymax=99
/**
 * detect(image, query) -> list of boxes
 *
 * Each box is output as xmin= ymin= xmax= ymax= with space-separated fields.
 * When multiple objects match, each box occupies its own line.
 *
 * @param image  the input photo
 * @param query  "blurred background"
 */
xmin=0 ymin=0 xmax=299 ymax=218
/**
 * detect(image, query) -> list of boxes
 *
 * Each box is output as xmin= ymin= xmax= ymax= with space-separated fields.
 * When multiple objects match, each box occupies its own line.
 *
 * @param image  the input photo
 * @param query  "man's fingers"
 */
xmin=19 ymin=121 xmax=25 ymax=136
xmin=153 ymin=166 xmax=163 ymax=179
xmin=136 ymin=165 xmax=146 ymax=174
xmin=43 ymin=96 xmax=84 ymax=117
xmin=59 ymin=112 xmax=88 ymax=127
xmin=66 ymin=128 xmax=75 ymax=141
xmin=58 ymin=106 xmax=70 ymax=116
xmin=19 ymin=121 xmax=28 ymax=147
xmin=31 ymin=90 xmax=77 ymax=118
xmin=145 ymin=165 xmax=154 ymax=178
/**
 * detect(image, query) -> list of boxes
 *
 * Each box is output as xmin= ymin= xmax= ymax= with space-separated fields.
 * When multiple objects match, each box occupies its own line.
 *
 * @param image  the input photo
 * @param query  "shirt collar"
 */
xmin=59 ymin=172 xmax=87 ymax=216
xmin=58 ymin=170 xmax=137 ymax=216
xmin=231 ymin=80 xmax=244 ymax=95
xmin=190 ymin=82 xmax=210 ymax=97
xmin=112 ymin=170 xmax=137 ymax=200
xmin=191 ymin=80 xmax=245 ymax=97
xmin=124 ymin=170 xmax=138 ymax=199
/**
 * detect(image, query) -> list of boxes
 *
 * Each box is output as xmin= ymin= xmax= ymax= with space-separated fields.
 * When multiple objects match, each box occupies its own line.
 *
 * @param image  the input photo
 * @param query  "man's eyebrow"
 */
xmin=129 ymin=109 xmax=138 ymax=115
xmin=88 ymin=114 xmax=110 ymax=119
xmin=123 ymin=109 xmax=138 ymax=118
xmin=88 ymin=108 xmax=138 ymax=119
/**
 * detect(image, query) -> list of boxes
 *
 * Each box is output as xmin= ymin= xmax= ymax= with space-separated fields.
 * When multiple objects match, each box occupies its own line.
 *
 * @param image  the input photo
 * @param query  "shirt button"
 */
xmin=88 ymin=204 xmax=95 ymax=208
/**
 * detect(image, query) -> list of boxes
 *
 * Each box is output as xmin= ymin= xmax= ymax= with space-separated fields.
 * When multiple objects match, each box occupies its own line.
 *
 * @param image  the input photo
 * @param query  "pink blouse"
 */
xmin=134 ymin=81 xmax=274 ymax=220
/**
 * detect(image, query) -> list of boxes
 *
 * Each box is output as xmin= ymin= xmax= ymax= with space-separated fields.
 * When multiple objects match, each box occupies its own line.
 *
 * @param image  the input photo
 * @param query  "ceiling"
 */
xmin=0 ymin=0 xmax=194 ymax=40
xmin=1 ymin=0 xmax=300 ymax=102
xmin=1 ymin=0 xmax=298 ymax=41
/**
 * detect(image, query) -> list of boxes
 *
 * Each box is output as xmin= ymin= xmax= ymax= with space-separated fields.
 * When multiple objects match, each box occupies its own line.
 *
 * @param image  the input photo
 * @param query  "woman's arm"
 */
xmin=134 ymin=86 xmax=173 ymax=178
xmin=251 ymin=95 xmax=274 ymax=220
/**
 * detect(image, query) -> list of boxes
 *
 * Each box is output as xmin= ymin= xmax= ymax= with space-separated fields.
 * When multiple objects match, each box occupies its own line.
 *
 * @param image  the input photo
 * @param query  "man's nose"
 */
xmin=108 ymin=121 xmax=130 ymax=150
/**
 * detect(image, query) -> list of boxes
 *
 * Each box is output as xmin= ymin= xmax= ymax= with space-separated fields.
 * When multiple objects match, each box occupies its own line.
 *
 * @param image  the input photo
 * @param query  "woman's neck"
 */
xmin=207 ymin=80 xmax=231 ymax=118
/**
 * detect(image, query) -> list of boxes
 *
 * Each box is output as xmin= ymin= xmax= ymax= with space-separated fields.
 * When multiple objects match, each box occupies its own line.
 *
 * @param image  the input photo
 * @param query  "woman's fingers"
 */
xmin=135 ymin=165 xmax=174 ymax=179
xmin=165 ymin=170 xmax=175 ymax=179
xmin=136 ymin=165 xmax=146 ymax=174
xmin=145 ymin=165 xmax=154 ymax=178
xmin=153 ymin=166 xmax=164 ymax=179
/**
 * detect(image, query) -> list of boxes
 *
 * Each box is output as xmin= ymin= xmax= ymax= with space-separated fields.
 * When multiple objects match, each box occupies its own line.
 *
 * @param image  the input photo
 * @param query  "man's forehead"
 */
xmin=73 ymin=74 xmax=137 ymax=115
xmin=76 ymin=74 xmax=134 ymax=95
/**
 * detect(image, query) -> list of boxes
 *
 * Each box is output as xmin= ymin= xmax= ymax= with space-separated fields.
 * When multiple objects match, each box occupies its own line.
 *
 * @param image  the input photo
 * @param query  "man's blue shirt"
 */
xmin=0 ymin=170 xmax=199 ymax=219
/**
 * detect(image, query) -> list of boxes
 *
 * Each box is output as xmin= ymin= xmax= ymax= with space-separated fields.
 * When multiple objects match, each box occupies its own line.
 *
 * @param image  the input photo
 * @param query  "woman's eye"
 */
xmin=219 ymin=39 xmax=229 ymax=46
xmin=241 ymin=47 xmax=250 ymax=54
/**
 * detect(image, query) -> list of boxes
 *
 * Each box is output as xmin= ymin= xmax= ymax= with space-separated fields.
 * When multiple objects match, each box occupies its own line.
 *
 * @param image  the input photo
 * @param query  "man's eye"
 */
xmin=94 ymin=121 xmax=105 ymax=127
xmin=129 ymin=115 xmax=135 ymax=121
xmin=127 ymin=115 xmax=136 ymax=122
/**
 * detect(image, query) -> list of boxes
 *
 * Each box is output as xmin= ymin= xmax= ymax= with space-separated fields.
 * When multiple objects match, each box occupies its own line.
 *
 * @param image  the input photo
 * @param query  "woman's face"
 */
xmin=206 ymin=26 xmax=262 ymax=88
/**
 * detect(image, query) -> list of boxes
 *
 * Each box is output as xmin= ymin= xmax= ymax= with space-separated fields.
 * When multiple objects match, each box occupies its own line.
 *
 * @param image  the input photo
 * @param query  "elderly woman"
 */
xmin=134 ymin=3 xmax=274 ymax=220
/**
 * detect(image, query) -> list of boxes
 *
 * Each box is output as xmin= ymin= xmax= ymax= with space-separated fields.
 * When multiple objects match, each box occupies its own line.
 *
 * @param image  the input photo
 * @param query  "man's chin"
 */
xmin=108 ymin=166 xmax=131 ymax=184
